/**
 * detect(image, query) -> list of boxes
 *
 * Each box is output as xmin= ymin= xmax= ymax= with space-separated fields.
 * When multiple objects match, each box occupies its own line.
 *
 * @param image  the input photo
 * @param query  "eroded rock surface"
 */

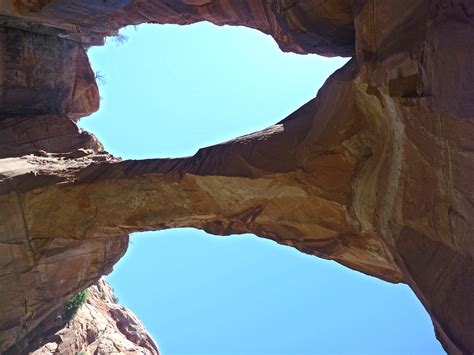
xmin=0 ymin=1 xmax=473 ymax=354
xmin=19 ymin=279 xmax=159 ymax=355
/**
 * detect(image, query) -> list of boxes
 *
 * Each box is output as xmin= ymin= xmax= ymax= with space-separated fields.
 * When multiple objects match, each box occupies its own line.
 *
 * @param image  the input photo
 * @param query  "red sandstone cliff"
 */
xmin=0 ymin=1 xmax=473 ymax=354
xmin=24 ymin=279 xmax=159 ymax=355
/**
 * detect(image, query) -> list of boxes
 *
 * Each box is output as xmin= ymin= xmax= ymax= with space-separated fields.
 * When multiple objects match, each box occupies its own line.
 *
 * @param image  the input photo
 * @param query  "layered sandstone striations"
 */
xmin=0 ymin=1 xmax=473 ymax=354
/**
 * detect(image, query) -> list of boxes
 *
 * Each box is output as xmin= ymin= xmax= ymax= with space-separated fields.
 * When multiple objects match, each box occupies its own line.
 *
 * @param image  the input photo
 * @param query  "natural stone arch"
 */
xmin=0 ymin=1 xmax=473 ymax=354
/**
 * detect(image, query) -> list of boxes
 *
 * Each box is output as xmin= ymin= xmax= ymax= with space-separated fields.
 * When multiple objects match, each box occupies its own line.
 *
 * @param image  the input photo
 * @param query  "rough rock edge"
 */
xmin=27 ymin=279 xmax=159 ymax=355
xmin=0 ymin=1 xmax=473 ymax=354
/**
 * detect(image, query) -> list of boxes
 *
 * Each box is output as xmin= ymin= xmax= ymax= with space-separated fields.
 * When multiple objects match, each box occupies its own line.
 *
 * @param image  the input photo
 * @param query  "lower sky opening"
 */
xmin=108 ymin=229 xmax=443 ymax=355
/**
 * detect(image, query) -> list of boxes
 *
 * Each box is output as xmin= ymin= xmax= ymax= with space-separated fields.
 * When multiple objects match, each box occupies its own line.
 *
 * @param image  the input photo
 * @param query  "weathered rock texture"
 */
xmin=22 ymin=278 xmax=159 ymax=355
xmin=0 ymin=1 xmax=473 ymax=354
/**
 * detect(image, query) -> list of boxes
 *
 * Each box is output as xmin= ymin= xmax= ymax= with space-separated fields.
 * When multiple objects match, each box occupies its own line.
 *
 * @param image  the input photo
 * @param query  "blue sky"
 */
xmin=79 ymin=23 xmax=445 ymax=355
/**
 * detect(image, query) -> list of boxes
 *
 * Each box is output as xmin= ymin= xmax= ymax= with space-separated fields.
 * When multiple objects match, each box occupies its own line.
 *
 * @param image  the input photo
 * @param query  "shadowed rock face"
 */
xmin=0 ymin=1 xmax=473 ymax=354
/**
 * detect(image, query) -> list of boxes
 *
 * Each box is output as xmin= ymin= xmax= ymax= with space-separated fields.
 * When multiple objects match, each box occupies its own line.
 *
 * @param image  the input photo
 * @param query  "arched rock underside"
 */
xmin=0 ymin=1 xmax=473 ymax=354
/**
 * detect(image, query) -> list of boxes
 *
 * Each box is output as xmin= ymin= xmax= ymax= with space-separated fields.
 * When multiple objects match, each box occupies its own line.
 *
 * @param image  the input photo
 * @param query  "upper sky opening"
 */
xmin=78 ymin=22 xmax=347 ymax=159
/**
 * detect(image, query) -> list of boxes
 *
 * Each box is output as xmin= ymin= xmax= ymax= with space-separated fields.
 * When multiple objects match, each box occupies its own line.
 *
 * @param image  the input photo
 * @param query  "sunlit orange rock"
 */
xmin=0 ymin=1 xmax=473 ymax=354
xmin=25 ymin=279 xmax=159 ymax=355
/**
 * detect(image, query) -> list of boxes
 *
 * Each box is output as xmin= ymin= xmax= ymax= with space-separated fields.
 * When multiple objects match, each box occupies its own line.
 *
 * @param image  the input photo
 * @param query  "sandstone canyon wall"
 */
xmin=0 ymin=1 xmax=473 ymax=354
xmin=25 ymin=278 xmax=159 ymax=355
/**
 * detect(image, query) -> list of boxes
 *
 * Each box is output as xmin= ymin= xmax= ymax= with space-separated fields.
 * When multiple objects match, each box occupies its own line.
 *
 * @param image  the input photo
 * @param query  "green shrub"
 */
xmin=110 ymin=287 xmax=119 ymax=303
xmin=112 ymin=32 xmax=128 ymax=45
xmin=64 ymin=289 xmax=88 ymax=319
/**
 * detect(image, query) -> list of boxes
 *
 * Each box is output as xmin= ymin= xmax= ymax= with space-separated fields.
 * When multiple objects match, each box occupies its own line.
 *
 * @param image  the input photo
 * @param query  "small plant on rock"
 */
xmin=64 ymin=289 xmax=88 ymax=319
xmin=110 ymin=287 xmax=119 ymax=303
xmin=99 ymin=290 xmax=106 ymax=300
xmin=112 ymin=32 xmax=128 ymax=45
xmin=94 ymin=70 xmax=106 ymax=85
